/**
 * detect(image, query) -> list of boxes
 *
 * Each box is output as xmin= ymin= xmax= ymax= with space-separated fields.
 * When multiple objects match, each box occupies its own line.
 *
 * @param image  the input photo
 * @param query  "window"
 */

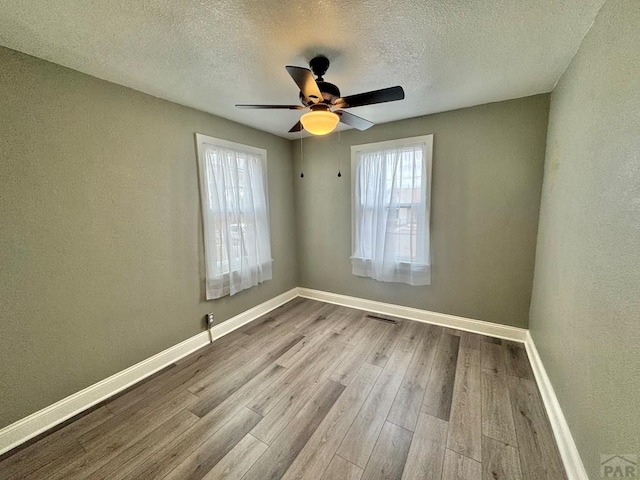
xmin=195 ymin=134 xmax=272 ymax=299
xmin=351 ymin=135 xmax=433 ymax=286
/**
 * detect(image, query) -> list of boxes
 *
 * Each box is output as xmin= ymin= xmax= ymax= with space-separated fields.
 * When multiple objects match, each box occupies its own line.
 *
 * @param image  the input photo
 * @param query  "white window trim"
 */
xmin=195 ymin=133 xmax=273 ymax=298
xmin=350 ymin=134 xmax=434 ymax=281
xmin=196 ymin=134 xmax=268 ymax=159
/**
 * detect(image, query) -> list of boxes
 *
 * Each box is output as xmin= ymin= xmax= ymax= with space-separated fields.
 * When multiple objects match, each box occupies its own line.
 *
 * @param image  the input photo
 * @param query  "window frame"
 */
xmin=195 ymin=133 xmax=272 ymax=292
xmin=350 ymin=134 xmax=434 ymax=268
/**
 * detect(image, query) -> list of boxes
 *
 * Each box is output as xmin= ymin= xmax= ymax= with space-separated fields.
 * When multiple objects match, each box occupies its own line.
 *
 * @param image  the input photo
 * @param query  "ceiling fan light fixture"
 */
xmin=300 ymin=110 xmax=339 ymax=135
xmin=237 ymin=56 xmax=405 ymax=134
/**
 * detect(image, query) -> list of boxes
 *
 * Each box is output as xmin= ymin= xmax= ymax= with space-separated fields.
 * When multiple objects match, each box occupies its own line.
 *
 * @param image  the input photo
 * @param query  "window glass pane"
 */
xmin=197 ymin=135 xmax=272 ymax=299
xmin=351 ymin=136 xmax=431 ymax=286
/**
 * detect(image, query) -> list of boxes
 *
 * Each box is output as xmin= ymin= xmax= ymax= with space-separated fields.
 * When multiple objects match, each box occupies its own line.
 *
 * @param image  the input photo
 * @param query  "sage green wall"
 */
xmin=529 ymin=1 xmax=640 ymax=477
xmin=0 ymin=47 xmax=297 ymax=428
xmin=293 ymin=95 xmax=550 ymax=328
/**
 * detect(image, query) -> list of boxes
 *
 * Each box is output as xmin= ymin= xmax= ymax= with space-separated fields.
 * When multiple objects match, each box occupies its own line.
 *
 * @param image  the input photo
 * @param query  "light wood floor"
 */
xmin=0 ymin=298 xmax=568 ymax=480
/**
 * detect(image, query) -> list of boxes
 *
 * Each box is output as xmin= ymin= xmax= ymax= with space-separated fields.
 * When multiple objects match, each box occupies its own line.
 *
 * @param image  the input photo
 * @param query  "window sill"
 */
xmin=350 ymin=256 xmax=429 ymax=268
xmin=206 ymin=259 xmax=274 ymax=300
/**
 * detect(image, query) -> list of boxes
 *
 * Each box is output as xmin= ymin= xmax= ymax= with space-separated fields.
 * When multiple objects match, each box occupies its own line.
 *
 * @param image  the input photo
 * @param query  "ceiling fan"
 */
xmin=235 ymin=56 xmax=405 ymax=135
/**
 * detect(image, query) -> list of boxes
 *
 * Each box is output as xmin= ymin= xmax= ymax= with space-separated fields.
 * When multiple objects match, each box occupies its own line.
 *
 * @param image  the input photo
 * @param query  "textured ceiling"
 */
xmin=0 ymin=0 xmax=605 ymax=139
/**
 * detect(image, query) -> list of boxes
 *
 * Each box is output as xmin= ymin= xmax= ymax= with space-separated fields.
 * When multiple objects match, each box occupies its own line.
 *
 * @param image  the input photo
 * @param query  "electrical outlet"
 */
xmin=206 ymin=313 xmax=215 ymax=327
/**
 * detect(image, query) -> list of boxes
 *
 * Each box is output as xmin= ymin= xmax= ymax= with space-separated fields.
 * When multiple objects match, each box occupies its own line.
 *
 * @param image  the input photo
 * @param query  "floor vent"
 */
xmin=366 ymin=315 xmax=398 ymax=325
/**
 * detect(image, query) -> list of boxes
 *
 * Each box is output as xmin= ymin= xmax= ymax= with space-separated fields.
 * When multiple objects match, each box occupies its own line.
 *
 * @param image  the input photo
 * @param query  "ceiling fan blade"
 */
xmin=336 ymin=110 xmax=375 ymax=131
xmin=333 ymin=86 xmax=405 ymax=109
xmin=285 ymin=66 xmax=323 ymax=104
xmin=288 ymin=121 xmax=304 ymax=133
xmin=235 ymin=104 xmax=304 ymax=109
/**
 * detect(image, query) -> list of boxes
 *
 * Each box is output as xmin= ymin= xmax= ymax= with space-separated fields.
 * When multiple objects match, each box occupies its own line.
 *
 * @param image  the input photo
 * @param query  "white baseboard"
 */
xmin=208 ymin=288 xmax=299 ymax=342
xmin=525 ymin=331 xmax=588 ymax=480
xmin=1 ymin=285 xmax=584 ymax=480
xmin=0 ymin=331 xmax=210 ymax=456
xmin=0 ymin=287 xmax=298 ymax=456
xmin=298 ymin=287 xmax=528 ymax=342
xmin=299 ymin=288 xmax=584 ymax=479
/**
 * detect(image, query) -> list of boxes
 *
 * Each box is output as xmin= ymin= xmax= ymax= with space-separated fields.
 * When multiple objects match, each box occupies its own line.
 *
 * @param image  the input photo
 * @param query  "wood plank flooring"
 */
xmin=0 ymin=298 xmax=567 ymax=480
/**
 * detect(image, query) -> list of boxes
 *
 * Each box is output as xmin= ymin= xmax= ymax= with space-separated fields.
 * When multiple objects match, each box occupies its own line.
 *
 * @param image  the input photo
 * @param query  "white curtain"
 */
xmin=351 ymin=142 xmax=431 ymax=285
xmin=199 ymin=143 xmax=272 ymax=299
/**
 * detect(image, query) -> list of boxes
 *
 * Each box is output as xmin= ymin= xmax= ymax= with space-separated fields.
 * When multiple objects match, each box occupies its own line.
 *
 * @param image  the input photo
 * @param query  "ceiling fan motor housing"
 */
xmin=298 ymin=55 xmax=341 ymax=106
xmin=300 ymin=81 xmax=340 ymax=106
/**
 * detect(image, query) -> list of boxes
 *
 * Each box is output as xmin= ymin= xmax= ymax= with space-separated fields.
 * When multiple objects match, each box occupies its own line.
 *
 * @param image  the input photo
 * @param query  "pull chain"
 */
xmin=337 ymin=130 xmax=342 ymax=177
xmin=300 ymin=131 xmax=304 ymax=178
